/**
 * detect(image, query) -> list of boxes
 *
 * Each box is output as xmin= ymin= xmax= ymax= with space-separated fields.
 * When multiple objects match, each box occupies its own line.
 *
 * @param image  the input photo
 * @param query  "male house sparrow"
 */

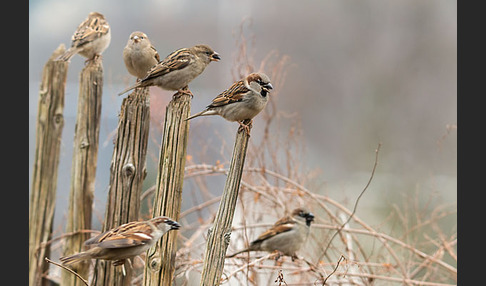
xmin=185 ymin=72 xmax=273 ymax=134
xmin=57 ymin=12 xmax=111 ymax=62
xmin=123 ymin=31 xmax=160 ymax=80
xmin=227 ymin=208 xmax=314 ymax=259
xmin=60 ymin=216 xmax=180 ymax=266
xmin=118 ymin=44 xmax=221 ymax=96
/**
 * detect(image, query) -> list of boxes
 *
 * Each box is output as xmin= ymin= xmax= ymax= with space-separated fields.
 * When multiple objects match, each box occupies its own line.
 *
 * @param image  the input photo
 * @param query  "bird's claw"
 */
xmin=238 ymin=120 xmax=253 ymax=136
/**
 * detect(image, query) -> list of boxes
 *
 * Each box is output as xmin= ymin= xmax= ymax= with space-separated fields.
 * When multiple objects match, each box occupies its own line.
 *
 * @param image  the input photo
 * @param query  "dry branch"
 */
xmin=29 ymin=44 xmax=68 ymax=286
xmin=176 ymin=163 xmax=456 ymax=285
xmin=45 ymin=258 xmax=89 ymax=286
xmin=319 ymin=143 xmax=381 ymax=264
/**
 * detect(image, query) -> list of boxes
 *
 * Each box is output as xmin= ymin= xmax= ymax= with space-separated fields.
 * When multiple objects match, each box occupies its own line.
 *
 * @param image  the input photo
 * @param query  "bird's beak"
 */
xmin=306 ymin=213 xmax=315 ymax=225
xmin=167 ymin=220 xmax=180 ymax=230
xmin=211 ymin=52 xmax=221 ymax=62
xmin=133 ymin=36 xmax=140 ymax=43
xmin=261 ymin=83 xmax=273 ymax=95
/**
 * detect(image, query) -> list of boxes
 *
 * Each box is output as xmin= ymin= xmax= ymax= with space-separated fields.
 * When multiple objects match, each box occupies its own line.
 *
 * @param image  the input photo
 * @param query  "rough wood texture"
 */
xmin=143 ymin=93 xmax=192 ymax=286
xmin=199 ymin=123 xmax=251 ymax=286
xmin=62 ymin=58 xmax=104 ymax=286
xmin=29 ymin=44 xmax=68 ymax=286
xmin=91 ymin=87 xmax=151 ymax=286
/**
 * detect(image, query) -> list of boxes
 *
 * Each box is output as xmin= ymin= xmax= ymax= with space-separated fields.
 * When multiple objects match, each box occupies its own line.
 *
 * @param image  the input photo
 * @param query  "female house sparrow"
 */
xmin=123 ymin=31 xmax=160 ymax=80
xmin=57 ymin=12 xmax=111 ymax=62
xmin=185 ymin=72 xmax=273 ymax=134
xmin=118 ymin=44 xmax=221 ymax=96
xmin=60 ymin=216 xmax=180 ymax=266
xmin=227 ymin=208 xmax=314 ymax=259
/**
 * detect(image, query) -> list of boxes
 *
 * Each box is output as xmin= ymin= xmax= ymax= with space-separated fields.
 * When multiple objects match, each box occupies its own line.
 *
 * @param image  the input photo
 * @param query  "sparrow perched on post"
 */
xmin=227 ymin=208 xmax=314 ymax=259
xmin=185 ymin=72 xmax=273 ymax=135
xmin=59 ymin=216 xmax=180 ymax=266
xmin=57 ymin=12 xmax=111 ymax=62
xmin=123 ymin=31 xmax=160 ymax=80
xmin=118 ymin=44 xmax=221 ymax=96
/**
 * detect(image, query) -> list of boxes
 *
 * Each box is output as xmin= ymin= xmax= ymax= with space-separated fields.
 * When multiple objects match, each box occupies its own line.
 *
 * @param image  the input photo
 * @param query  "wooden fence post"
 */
xmin=29 ymin=44 xmax=68 ymax=286
xmin=143 ymin=92 xmax=192 ymax=286
xmin=199 ymin=122 xmax=252 ymax=286
xmin=61 ymin=58 xmax=103 ymax=286
xmin=91 ymin=87 xmax=151 ymax=286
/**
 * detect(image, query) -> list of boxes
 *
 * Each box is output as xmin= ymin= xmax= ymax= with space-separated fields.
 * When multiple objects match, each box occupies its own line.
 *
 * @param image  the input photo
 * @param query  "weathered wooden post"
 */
xmin=29 ymin=44 xmax=68 ymax=286
xmin=91 ymin=87 xmax=151 ymax=286
xmin=200 ymin=121 xmax=252 ymax=286
xmin=61 ymin=57 xmax=103 ymax=286
xmin=143 ymin=92 xmax=192 ymax=286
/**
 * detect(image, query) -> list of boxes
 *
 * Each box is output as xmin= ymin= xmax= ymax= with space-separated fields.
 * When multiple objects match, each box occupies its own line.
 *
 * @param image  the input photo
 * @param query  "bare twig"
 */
xmin=318 ymin=143 xmax=382 ymax=263
xmin=320 ymin=255 xmax=346 ymax=285
xmin=45 ymin=257 xmax=89 ymax=286
xmin=222 ymin=252 xmax=277 ymax=282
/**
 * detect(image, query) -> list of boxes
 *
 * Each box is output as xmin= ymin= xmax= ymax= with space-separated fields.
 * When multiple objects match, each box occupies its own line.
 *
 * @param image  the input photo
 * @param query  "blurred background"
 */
xmin=29 ymin=0 xmax=456 ymax=282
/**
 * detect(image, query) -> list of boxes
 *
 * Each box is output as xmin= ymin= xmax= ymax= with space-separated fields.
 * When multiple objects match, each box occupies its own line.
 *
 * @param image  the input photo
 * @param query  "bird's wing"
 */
xmin=141 ymin=48 xmax=193 ymax=81
xmin=71 ymin=16 xmax=109 ymax=48
xmin=84 ymin=221 xmax=154 ymax=249
xmin=251 ymin=221 xmax=294 ymax=245
xmin=208 ymin=80 xmax=249 ymax=108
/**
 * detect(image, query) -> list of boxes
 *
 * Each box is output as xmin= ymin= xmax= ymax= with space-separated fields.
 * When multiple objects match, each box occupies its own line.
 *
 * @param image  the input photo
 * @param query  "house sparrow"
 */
xmin=185 ymin=72 xmax=273 ymax=135
xmin=227 ymin=208 xmax=314 ymax=259
xmin=118 ymin=44 xmax=221 ymax=96
xmin=60 ymin=216 xmax=180 ymax=266
xmin=57 ymin=12 xmax=111 ymax=62
xmin=123 ymin=31 xmax=160 ymax=80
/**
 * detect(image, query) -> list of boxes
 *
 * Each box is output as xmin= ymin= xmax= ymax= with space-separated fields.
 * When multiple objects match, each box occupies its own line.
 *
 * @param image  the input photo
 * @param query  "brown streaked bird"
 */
xmin=59 ymin=216 xmax=180 ymax=266
xmin=118 ymin=44 xmax=221 ymax=96
xmin=227 ymin=208 xmax=314 ymax=259
xmin=123 ymin=31 xmax=160 ymax=80
xmin=57 ymin=12 xmax=111 ymax=62
xmin=185 ymin=72 xmax=273 ymax=135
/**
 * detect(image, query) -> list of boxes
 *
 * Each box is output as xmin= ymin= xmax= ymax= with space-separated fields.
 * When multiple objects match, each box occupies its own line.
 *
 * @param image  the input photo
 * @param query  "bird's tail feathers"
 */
xmin=118 ymin=84 xmax=139 ymax=96
xmin=59 ymin=252 xmax=91 ymax=265
xmin=226 ymin=248 xmax=251 ymax=258
xmin=185 ymin=110 xmax=217 ymax=121
xmin=56 ymin=48 xmax=77 ymax=62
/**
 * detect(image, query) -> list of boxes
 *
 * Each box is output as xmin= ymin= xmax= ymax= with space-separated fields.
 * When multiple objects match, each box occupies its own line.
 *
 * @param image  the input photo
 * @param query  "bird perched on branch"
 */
xmin=227 ymin=208 xmax=314 ymax=259
xmin=60 ymin=216 xmax=180 ymax=267
xmin=123 ymin=31 xmax=160 ymax=80
xmin=185 ymin=72 xmax=273 ymax=135
xmin=57 ymin=12 xmax=111 ymax=62
xmin=118 ymin=44 xmax=221 ymax=96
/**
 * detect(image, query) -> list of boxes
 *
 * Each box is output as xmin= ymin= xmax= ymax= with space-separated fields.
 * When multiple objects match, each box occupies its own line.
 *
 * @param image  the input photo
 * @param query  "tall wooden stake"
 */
xmin=91 ymin=87 xmax=151 ymax=286
xmin=200 ymin=122 xmax=252 ymax=286
xmin=29 ymin=44 xmax=68 ymax=286
xmin=143 ymin=92 xmax=192 ymax=286
xmin=62 ymin=57 xmax=103 ymax=286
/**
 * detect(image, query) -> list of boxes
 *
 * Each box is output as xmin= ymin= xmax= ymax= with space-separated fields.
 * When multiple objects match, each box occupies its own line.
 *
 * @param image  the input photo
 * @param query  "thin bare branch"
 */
xmin=45 ymin=257 xmax=89 ymax=286
xmin=319 ymin=143 xmax=382 ymax=261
